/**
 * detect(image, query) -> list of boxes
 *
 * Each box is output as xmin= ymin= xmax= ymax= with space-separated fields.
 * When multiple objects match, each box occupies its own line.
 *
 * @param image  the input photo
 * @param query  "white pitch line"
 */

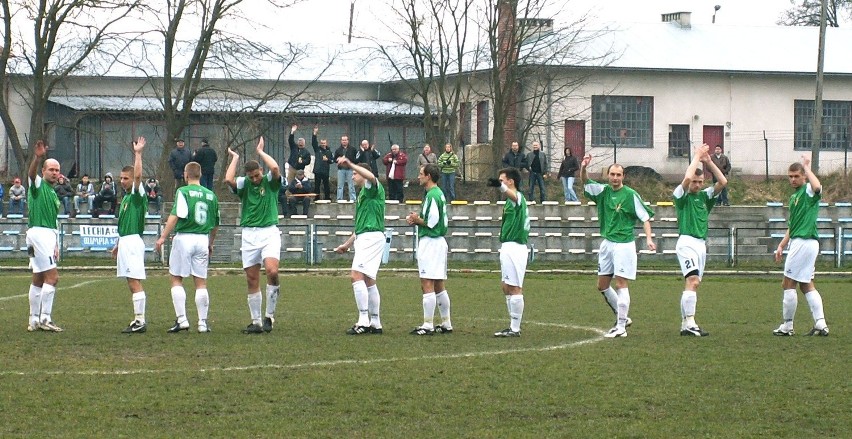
xmin=0 ymin=322 xmax=607 ymax=377
xmin=0 ymin=279 xmax=102 ymax=302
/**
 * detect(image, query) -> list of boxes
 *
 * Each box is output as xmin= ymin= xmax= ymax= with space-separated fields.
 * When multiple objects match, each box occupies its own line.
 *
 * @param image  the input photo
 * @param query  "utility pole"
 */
xmin=812 ymin=0 xmax=828 ymax=173
xmin=348 ymin=0 xmax=356 ymax=43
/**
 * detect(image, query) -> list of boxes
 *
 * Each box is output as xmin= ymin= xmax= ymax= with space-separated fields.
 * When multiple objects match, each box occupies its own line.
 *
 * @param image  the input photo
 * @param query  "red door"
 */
xmin=564 ymin=120 xmax=585 ymax=157
xmin=702 ymin=125 xmax=724 ymax=150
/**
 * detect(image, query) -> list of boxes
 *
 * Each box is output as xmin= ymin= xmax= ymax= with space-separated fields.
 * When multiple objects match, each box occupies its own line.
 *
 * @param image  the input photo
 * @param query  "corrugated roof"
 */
xmin=49 ymin=96 xmax=425 ymax=116
xmin=575 ymin=22 xmax=852 ymax=74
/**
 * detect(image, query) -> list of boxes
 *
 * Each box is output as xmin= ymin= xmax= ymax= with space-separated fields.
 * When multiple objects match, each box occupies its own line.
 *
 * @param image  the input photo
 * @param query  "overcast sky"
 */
xmin=267 ymin=0 xmax=793 ymax=45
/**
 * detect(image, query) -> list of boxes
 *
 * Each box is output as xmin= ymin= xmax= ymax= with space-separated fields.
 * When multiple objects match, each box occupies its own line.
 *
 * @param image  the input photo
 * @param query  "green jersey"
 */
xmin=235 ymin=172 xmax=280 ymax=227
xmin=118 ymin=182 xmax=147 ymax=237
xmin=27 ymin=176 xmax=60 ymax=229
xmin=584 ymin=180 xmax=654 ymax=243
xmin=500 ymin=193 xmax=530 ymax=244
xmin=171 ymin=184 xmax=220 ymax=234
xmin=354 ymin=179 xmax=385 ymax=235
xmin=673 ymin=185 xmax=716 ymax=240
xmin=788 ymin=183 xmax=820 ymax=239
xmin=418 ymin=186 xmax=448 ymax=238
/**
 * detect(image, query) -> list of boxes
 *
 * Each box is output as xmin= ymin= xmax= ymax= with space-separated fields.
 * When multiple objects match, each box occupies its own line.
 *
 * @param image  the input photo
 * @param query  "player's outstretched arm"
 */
xmin=28 ymin=140 xmax=47 ymax=182
xmin=255 ymin=137 xmax=280 ymax=181
xmin=223 ymin=148 xmax=239 ymax=190
xmin=681 ymin=144 xmax=707 ymax=190
xmin=344 ymin=157 xmax=377 ymax=185
xmin=579 ymin=154 xmax=591 ymax=186
xmin=133 ymin=137 xmax=145 ymax=185
xmin=701 ymin=144 xmax=727 ymax=194
xmin=801 ymin=155 xmax=821 ymax=193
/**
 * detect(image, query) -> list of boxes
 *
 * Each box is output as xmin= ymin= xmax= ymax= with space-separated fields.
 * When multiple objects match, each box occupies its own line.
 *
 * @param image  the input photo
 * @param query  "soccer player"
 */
xmin=772 ymin=155 xmax=829 ymax=336
xmin=155 ymin=162 xmax=220 ymax=333
xmin=487 ymin=167 xmax=530 ymax=337
xmin=112 ymin=137 xmax=150 ymax=333
xmin=405 ymin=163 xmax=452 ymax=335
xmin=25 ymin=140 xmax=63 ymax=332
xmin=673 ymin=144 xmax=727 ymax=337
xmin=223 ymin=137 xmax=283 ymax=334
xmin=334 ymin=154 xmax=385 ymax=335
xmin=580 ymin=155 xmax=656 ymax=338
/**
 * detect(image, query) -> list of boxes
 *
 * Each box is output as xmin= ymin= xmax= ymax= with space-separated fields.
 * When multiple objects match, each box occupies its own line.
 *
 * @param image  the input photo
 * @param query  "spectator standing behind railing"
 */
xmin=311 ymin=126 xmax=334 ymax=201
xmin=192 ymin=139 xmax=218 ymax=191
xmin=437 ymin=143 xmax=460 ymax=203
xmin=54 ymin=175 xmax=74 ymax=215
xmin=526 ymin=141 xmax=549 ymax=203
xmin=502 ymin=141 xmax=528 ymax=192
xmin=383 ymin=144 xmax=408 ymax=203
xmin=9 ymin=177 xmax=26 ymax=215
xmin=558 ymin=147 xmax=579 ymax=202
xmin=418 ymin=144 xmax=438 ymax=167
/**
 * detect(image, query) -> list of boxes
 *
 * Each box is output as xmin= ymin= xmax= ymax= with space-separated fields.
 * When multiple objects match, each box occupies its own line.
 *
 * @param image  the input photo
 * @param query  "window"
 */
xmin=476 ymin=100 xmax=489 ymax=144
xmin=668 ymin=124 xmax=690 ymax=157
xmin=459 ymin=102 xmax=471 ymax=146
xmin=591 ymin=95 xmax=653 ymax=148
xmin=794 ymin=100 xmax=851 ymax=151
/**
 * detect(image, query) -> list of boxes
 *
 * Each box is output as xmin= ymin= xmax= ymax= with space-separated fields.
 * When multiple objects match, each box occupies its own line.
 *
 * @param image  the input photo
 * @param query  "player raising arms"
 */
xmin=672 ymin=144 xmax=727 ymax=336
xmin=224 ymin=137 xmax=284 ymax=334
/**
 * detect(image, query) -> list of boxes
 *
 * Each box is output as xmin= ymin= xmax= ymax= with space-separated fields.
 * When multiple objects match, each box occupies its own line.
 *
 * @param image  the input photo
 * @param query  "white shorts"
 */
xmin=169 ymin=233 xmax=210 ymax=279
xmin=241 ymin=226 xmax=281 ymax=268
xmin=676 ymin=235 xmax=707 ymax=279
xmin=352 ymin=231 xmax=384 ymax=279
xmin=417 ymin=236 xmax=448 ymax=280
xmin=499 ymin=241 xmax=529 ymax=287
xmin=26 ymin=227 xmax=58 ymax=273
xmin=784 ymin=238 xmax=818 ymax=283
xmin=598 ymin=240 xmax=637 ymax=280
xmin=116 ymin=234 xmax=146 ymax=280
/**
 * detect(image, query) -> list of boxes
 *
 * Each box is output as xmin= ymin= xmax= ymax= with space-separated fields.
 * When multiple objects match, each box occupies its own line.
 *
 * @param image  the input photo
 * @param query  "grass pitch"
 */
xmin=0 ymin=270 xmax=848 ymax=438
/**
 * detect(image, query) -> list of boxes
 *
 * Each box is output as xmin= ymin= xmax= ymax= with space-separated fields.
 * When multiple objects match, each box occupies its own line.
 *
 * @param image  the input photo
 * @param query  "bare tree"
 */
xmin=0 ymin=0 xmax=140 ymax=173
xmin=372 ymin=0 xmax=475 ymax=149
xmin=778 ymin=0 xmax=851 ymax=27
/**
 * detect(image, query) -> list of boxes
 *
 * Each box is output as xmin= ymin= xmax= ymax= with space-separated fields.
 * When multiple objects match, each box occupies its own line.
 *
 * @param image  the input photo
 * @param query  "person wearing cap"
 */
xmin=145 ymin=178 xmax=163 ymax=214
xmin=8 ymin=176 xmax=26 ymax=215
xmin=192 ymin=138 xmax=218 ymax=190
xmin=286 ymin=169 xmax=314 ymax=216
xmin=168 ymin=138 xmax=192 ymax=191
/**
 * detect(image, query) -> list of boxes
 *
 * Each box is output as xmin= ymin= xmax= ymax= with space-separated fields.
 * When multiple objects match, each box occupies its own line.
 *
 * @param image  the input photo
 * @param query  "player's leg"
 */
xmin=167 ymin=235 xmax=191 ymax=332
xmin=243 ymin=263 xmax=264 ymax=334
xmin=433 ymin=279 xmax=452 ymax=332
xmin=800 ymin=280 xmax=828 ymax=336
xmin=28 ymin=229 xmax=62 ymax=331
xmin=596 ymin=240 xmax=618 ymax=320
xmin=411 ymin=278 xmax=436 ymax=335
xmin=495 ymin=242 xmax=525 ymax=337
xmin=604 ymin=243 xmax=636 ymax=338
xmin=167 ymin=274 xmax=191 ymax=332
xmin=118 ymin=235 xmax=148 ymax=333
xmin=192 ymin=274 xmax=210 ymax=333
xmin=774 ymin=275 xmax=798 ymax=336
xmin=262 ymin=256 xmax=280 ymax=332
xmin=676 ymin=236 xmax=707 ymax=336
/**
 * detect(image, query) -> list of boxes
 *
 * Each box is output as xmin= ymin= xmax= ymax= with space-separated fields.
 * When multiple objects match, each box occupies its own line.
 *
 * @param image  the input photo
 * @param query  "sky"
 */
xmin=266 ymin=0 xmax=794 ymax=45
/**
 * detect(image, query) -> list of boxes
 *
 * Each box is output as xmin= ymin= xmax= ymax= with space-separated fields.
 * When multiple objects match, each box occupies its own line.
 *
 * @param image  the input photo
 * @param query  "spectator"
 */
xmin=9 ymin=177 xmax=26 ymax=215
xmin=192 ymin=139 xmax=218 ymax=190
xmin=311 ymin=126 xmax=334 ymax=201
xmin=354 ymin=140 xmax=380 ymax=176
xmin=333 ymin=135 xmax=357 ymax=201
xmin=525 ymin=141 xmax=549 ymax=203
xmin=437 ymin=143 xmax=460 ymax=202
xmin=54 ymin=175 xmax=74 ymax=215
xmin=145 ymin=178 xmax=163 ymax=214
xmin=710 ymin=145 xmax=732 ymax=206
xmin=93 ymin=173 xmax=117 ymax=215
xmin=502 ymin=141 xmax=529 ymax=192
xmin=418 ymin=144 xmax=438 ymax=167
xmin=558 ymin=147 xmax=580 ymax=202
xmin=383 ymin=144 xmax=408 ymax=203
xmin=73 ymin=174 xmax=95 ymax=214
xmin=287 ymin=125 xmax=312 ymax=182
xmin=168 ymin=138 xmax=192 ymax=191
xmin=287 ymin=169 xmax=314 ymax=216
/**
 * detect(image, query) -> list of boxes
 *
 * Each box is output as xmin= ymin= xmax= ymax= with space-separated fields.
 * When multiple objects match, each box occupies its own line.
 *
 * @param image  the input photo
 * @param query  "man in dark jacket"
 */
xmin=502 ymin=141 xmax=528 ymax=191
xmin=168 ymin=138 xmax=192 ymax=191
xmin=354 ymin=140 xmax=380 ymax=176
xmin=311 ymin=126 xmax=334 ymax=201
xmin=288 ymin=125 xmax=312 ymax=182
xmin=286 ymin=169 xmax=314 ymax=216
xmin=525 ymin=141 xmax=549 ymax=203
xmin=710 ymin=145 xmax=732 ymax=206
xmin=192 ymin=139 xmax=218 ymax=190
xmin=333 ymin=135 xmax=358 ymax=201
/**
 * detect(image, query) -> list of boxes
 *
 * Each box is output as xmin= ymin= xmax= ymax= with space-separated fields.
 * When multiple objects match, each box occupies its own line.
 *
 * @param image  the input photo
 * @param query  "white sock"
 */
xmin=40 ymin=283 xmax=56 ymax=322
xmin=28 ymin=284 xmax=42 ymax=322
xmin=248 ymin=291 xmax=262 ymax=322
xmin=616 ymin=288 xmax=630 ymax=328
xmin=782 ymin=289 xmax=797 ymax=325
xmin=436 ymin=290 xmax=452 ymax=328
xmin=265 ymin=284 xmax=280 ymax=318
xmin=804 ymin=290 xmax=826 ymax=329
xmin=367 ymin=284 xmax=381 ymax=328
xmin=195 ymin=288 xmax=210 ymax=322
xmin=132 ymin=291 xmax=146 ymax=322
xmin=601 ymin=287 xmax=618 ymax=315
xmin=421 ymin=292 xmax=436 ymax=329
xmin=171 ymin=286 xmax=188 ymax=323
xmin=508 ymin=295 xmax=524 ymax=332
xmin=352 ymin=281 xmax=369 ymax=326
xmin=681 ymin=290 xmax=697 ymax=328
